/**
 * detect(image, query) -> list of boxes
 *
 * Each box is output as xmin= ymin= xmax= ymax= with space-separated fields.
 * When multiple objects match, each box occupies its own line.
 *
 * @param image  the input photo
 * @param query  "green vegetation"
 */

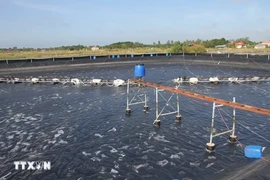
xmin=0 ymin=37 xmax=269 ymax=59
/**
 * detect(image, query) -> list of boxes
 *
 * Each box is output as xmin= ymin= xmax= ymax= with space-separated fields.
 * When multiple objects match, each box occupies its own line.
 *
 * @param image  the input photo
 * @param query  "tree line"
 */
xmin=0 ymin=37 xmax=266 ymax=53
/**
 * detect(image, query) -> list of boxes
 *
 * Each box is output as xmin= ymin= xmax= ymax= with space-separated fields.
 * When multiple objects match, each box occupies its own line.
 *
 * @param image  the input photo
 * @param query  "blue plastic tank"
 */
xmin=93 ymin=56 xmax=96 ymax=60
xmin=134 ymin=64 xmax=145 ymax=77
xmin=150 ymin=54 xmax=153 ymax=57
xmin=112 ymin=55 xmax=115 ymax=59
xmin=131 ymin=54 xmax=134 ymax=58
xmin=117 ymin=55 xmax=120 ymax=58
xmin=244 ymin=145 xmax=263 ymax=158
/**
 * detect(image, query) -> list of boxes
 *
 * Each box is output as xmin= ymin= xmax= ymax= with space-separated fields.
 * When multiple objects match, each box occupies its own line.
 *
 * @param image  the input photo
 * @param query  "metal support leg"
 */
xmin=154 ymin=88 xmax=160 ymax=126
xmin=229 ymin=97 xmax=237 ymax=143
xmin=206 ymin=102 xmax=216 ymax=151
xmin=126 ymin=79 xmax=131 ymax=115
xmin=176 ymin=94 xmax=181 ymax=121
xmin=144 ymin=88 xmax=148 ymax=112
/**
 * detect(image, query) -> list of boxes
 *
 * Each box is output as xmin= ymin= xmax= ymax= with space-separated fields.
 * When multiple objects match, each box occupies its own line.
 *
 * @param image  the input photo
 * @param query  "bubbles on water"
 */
xmin=157 ymin=159 xmax=169 ymax=167
xmin=170 ymin=154 xmax=181 ymax=159
xmin=82 ymin=151 xmax=91 ymax=156
xmin=91 ymin=157 xmax=101 ymax=162
xmin=108 ymin=127 xmax=116 ymax=132
xmin=190 ymin=162 xmax=200 ymax=167
xmin=110 ymin=147 xmax=118 ymax=153
xmin=94 ymin=133 xmax=104 ymax=138
xmin=133 ymin=163 xmax=149 ymax=173
xmin=110 ymin=168 xmax=118 ymax=174
xmin=153 ymin=135 xmax=170 ymax=143
xmin=208 ymin=156 xmax=216 ymax=160
xmin=206 ymin=163 xmax=214 ymax=168
xmin=95 ymin=150 xmax=101 ymax=155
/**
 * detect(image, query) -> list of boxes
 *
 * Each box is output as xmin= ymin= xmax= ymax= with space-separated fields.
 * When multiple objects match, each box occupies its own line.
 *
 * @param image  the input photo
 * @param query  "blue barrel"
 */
xmin=112 ymin=55 xmax=115 ymax=59
xmin=93 ymin=56 xmax=96 ymax=60
xmin=244 ymin=145 xmax=263 ymax=158
xmin=166 ymin=53 xmax=169 ymax=56
xmin=134 ymin=64 xmax=145 ymax=77
xmin=131 ymin=54 xmax=134 ymax=58
xmin=150 ymin=54 xmax=153 ymax=57
xmin=117 ymin=55 xmax=120 ymax=58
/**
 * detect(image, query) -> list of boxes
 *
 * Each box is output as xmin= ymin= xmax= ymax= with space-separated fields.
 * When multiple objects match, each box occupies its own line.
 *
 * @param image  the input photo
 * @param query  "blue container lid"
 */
xmin=244 ymin=145 xmax=263 ymax=159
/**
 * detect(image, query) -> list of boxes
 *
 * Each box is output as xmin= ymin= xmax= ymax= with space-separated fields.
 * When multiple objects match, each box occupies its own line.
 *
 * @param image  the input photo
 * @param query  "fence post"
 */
xmin=246 ymin=54 xmax=248 ymax=59
xmin=268 ymin=54 xmax=269 ymax=60
xmin=228 ymin=53 xmax=230 ymax=58
xmin=6 ymin=60 xmax=8 ymax=64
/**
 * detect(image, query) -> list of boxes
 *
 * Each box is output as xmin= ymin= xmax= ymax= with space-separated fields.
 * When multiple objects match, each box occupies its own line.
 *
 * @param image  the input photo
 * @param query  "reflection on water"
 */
xmin=0 ymin=64 xmax=269 ymax=180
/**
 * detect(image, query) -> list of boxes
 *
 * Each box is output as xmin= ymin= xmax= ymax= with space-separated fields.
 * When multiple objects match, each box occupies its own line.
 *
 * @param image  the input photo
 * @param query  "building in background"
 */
xmin=254 ymin=44 xmax=266 ymax=49
xmin=91 ymin=46 xmax=100 ymax=51
xmin=235 ymin=42 xmax=246 ymax=49
xmin=261 ymin=41 xmax=270 ymax=47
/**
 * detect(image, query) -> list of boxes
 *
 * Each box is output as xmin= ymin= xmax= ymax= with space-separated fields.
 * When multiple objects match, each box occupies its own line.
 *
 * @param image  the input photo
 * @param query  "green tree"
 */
xmin=170 ymin=41 xmax=182 ymax=53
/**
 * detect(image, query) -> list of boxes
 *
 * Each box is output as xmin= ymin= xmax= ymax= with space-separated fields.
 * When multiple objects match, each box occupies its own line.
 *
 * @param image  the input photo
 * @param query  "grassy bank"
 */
xmin=207 ymin=48 xmax=270 ymax=54
xmin=0 ymin=48 xmax=168 ymax=60
xmin=1 ymin=47 xmax=270 ymax=60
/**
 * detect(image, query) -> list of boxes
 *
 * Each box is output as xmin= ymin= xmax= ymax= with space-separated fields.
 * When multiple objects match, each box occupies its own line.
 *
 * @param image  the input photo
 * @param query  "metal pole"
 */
xmin=144 ymin=91 xmax=147 ymax=107
xmin=126 ymin=79 xmax=130 ymax=109
xmin=156 ymin=88 xmax=159 ymax=120
xmin=232 ymin=97 xmax=236 ymax=137
xmin=176 ymin=94 xmax=180 ymax=116
xmin=246 ymin=54 xmax=248 ymax=59
xmin=268 ymin=54 xmax=269 ymax=60
xmin=209 ymin=102 xmax=216 ymax=144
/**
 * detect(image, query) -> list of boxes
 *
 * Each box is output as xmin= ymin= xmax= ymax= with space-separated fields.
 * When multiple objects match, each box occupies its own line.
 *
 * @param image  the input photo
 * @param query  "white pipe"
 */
xmin=209 ymin=102 xmax=216 ymax=144
xmin=232 ymin=97 xmax=236 ymax=137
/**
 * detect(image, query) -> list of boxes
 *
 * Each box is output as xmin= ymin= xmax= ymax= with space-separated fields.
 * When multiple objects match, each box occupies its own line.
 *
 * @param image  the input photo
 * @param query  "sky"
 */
xmin=0 ymin=0 xmax=270 ymax=48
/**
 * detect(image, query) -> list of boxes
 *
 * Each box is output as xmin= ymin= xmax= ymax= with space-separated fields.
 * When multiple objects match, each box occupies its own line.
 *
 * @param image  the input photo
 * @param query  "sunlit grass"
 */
xmin=207 ymin=48 xmax=270 ymax=54
xmin=1 ymin=47 xmax=270 ymax=60
xmin=0 ymin=48 xmax=168 ymax=59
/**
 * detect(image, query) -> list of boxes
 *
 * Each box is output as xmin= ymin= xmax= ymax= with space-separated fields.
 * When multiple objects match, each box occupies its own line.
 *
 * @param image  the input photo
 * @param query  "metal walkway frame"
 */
xmin=128 ymin=79 xmax=270 ymax=151
xmin=130 ymin=79 xmax=270 ymax=116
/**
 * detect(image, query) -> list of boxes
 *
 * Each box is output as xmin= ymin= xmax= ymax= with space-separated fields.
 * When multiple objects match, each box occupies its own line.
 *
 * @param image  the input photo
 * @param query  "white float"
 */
xmin=251 ymin=76 xmax=260 ymax=82
xmin=71 ymin=78 xmax=81 ymax=85
xmin=228 ymin=77 xmax=238 ymax=83
xmin=113 ymin=79 xmax=125 ymax=87
xmin=173 ymin=77 xmax=183 ymax=84
xmin=209 ymin=77 xmax=219 ymax=84
xmin=91 ymin=79 xmax=102 ymax=86
xmin=31 ymin=78 xmax=39 ymax=84
xmin=189 ymin=77 xmax=198 ymax=85
xmin=52 ymin=78 xmax=60 ymax=84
